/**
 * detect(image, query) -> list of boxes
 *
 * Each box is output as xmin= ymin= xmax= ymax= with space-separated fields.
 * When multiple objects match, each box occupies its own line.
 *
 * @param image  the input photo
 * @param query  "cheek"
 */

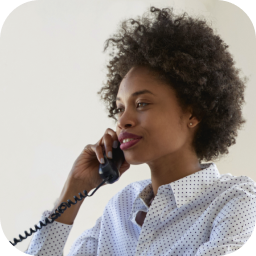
xmin=140 ymin=107 xmax=186 ymax=145
xmin=149 ymin=116 xmax=186 ymax=148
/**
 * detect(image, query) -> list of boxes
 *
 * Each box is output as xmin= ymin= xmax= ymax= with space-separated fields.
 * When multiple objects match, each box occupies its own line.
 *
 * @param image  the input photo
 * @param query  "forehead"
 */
xmin=118 ymin=66 xmax=165 ymax=94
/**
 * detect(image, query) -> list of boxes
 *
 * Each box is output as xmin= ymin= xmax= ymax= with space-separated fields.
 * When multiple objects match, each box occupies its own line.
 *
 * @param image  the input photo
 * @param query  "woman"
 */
xmin=24 ymin=6 xmax=256 ymax=256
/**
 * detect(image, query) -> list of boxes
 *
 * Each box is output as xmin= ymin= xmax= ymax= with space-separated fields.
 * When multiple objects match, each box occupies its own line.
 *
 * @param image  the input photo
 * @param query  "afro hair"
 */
xmin=97 ymin=6 xmax=248 ymax=164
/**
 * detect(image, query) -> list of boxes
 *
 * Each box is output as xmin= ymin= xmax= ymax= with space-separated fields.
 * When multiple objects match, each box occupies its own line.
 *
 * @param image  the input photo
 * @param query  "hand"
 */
xmin=67 ymin=128 xmax=130 ymax=193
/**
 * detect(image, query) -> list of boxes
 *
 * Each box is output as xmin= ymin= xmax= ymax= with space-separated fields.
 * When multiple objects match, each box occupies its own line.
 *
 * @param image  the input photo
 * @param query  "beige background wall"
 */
xmin=0 ymin=0 xmax=255 ymax=255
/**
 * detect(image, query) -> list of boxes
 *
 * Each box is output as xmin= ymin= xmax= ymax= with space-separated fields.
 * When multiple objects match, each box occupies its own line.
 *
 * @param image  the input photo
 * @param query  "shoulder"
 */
xmin=217 ymin=173 xmax=256 ymax=199
xmin=212 ymin=174 xmax=256 ymax=223
xmin=212 ymin=174 xmax=256 ymax=230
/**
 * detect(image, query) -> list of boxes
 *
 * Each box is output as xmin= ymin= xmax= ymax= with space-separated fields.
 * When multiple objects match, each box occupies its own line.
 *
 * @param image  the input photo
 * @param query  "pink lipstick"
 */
xmin=120 ymin=138 xmax=142 ymax=150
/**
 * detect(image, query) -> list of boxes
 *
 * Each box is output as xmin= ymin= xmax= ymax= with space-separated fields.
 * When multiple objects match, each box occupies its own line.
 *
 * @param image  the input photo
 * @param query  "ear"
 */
xmin=187 ymin=106 xmax=201 ymax=127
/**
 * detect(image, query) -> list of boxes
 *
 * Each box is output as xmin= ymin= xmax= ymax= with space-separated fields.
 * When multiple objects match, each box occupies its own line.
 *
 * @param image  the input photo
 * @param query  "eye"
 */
xmin=113 ymin=102 xmax=149 ymax=116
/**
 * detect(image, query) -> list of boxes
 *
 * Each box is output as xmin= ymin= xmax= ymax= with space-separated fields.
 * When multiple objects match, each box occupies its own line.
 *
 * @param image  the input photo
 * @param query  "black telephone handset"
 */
xmin=99 ymin=141 xmax=125 ymax=184
xmin=10 ymin=140 xmax=126 ymax=247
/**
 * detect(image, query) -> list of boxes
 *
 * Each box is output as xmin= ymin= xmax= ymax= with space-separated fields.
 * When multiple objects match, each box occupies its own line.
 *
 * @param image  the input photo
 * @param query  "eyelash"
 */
xmin=114 ymin=102 xmax=149 ymax=114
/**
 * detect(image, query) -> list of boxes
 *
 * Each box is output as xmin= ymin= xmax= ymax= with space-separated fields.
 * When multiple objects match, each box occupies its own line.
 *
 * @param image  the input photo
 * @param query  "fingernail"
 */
xmin=112 ymin=140 xmax=118 ymax=148
xmin=100 ymin=158 xmax=105 ymax=164
xmin=108 ymin=151 xmax=112 ymax=159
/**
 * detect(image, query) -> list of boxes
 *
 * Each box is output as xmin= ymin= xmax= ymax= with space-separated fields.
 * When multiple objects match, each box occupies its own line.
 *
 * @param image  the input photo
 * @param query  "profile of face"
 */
xmin=115 ymin=66 xmax=200 ymax=167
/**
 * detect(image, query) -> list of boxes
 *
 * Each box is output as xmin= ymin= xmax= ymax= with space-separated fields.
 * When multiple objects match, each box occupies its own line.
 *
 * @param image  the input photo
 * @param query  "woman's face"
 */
xmin=115 ymin=66 xmax=198 ymax=166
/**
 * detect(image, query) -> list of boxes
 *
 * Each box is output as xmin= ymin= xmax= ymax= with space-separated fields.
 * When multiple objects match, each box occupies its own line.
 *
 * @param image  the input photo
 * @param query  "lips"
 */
xmin=118 ymin=132 xmax=142 ymax=144
xmin=120 ymin=138 xmax=142 ymax=150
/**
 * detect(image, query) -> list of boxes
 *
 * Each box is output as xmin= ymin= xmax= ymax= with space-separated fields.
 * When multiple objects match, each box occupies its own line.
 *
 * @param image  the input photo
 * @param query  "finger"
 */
xmin=102 ymin=133 xmax=115 ymax=159
xmin=93 ymin=129 xmax=115 ymax=163
xmin=94 ymin=144 xmax=105 ymax=164
xmin=96 ymin=128 xmax=119 ymax=159
xmin=104 ymin=128 xmax=119 ymax=148
xmin=85 ymin=144 xmax=100 ymax=163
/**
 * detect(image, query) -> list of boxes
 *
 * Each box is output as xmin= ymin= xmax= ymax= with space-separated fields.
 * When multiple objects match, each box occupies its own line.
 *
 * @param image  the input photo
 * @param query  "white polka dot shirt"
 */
xmin=24 ymin=162 xmax=256 ymax=255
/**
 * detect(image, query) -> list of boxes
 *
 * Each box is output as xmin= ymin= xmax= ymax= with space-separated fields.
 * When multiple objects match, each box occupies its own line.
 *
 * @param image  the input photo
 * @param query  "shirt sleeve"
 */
xmin=66 ymin=215 xmax=101 ymax=256
xmin=195 ymin=189 xmax=256 ymax=256
xmin=24 ymin=209 xmax=73 ymax=256
xmin=24 ymin=209 xmax=102 ymax=256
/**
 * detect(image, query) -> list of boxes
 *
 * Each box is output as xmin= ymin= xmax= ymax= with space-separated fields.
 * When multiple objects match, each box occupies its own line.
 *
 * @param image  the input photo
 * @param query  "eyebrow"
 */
xmin=116 ymin=89 xmax=155 ymax=102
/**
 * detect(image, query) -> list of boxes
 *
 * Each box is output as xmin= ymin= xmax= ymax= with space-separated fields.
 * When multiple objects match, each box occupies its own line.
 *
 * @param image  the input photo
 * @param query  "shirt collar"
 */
xmin=166 ymin=162 xmax=221 ymax=208
xmin=129 ymin=162 xmax=221 ymax=222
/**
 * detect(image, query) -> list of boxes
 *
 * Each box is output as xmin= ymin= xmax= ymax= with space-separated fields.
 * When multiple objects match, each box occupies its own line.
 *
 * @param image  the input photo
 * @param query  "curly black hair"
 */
xmin=97 ymin=6 xmax=248 ymax=164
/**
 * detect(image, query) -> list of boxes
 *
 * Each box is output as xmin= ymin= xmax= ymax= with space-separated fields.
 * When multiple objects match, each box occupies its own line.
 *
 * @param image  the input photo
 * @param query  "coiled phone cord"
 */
xmin=9 ymin=177 xmax=109 ymax=246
